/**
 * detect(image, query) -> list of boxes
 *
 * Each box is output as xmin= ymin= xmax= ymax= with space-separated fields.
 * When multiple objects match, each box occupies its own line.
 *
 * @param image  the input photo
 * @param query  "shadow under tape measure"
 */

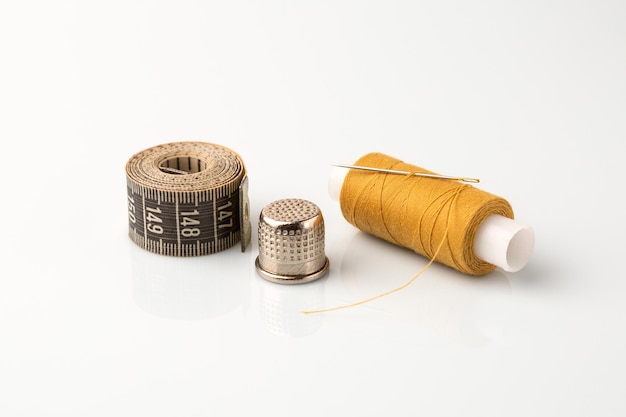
xmin=129 ymin=243 xmax=252 ymax=320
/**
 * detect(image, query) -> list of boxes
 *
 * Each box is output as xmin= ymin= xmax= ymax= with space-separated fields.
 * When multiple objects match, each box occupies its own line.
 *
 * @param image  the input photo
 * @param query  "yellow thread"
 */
xmin=302 ymin=152 xmax=514 ymax=314
xmin=303 ymin=188 xmax=461 ymax=315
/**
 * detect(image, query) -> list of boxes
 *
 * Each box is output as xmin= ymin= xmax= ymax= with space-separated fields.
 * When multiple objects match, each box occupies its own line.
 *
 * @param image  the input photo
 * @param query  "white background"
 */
xmin=1 ymin=1 xmax=625 ymax=416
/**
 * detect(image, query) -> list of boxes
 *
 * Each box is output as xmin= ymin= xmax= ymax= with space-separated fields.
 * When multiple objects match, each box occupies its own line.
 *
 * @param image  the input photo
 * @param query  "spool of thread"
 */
xmin=328 ymin=152 xmax=534 ymax=275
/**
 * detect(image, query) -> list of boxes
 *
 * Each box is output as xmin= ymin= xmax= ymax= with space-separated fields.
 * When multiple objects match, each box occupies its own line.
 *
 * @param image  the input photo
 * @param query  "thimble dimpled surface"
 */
xmin=256 ymin=199 xmax=329 ymax=284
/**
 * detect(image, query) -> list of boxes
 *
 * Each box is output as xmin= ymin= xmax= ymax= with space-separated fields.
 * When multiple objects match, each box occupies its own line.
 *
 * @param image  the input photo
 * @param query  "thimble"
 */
xmin=255 ymin=198 xmax=330 ymax=284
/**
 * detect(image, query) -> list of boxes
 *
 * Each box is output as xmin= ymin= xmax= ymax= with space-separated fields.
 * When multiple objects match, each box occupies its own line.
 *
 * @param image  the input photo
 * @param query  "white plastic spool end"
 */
xmin=473 ymin=214 xmax=534 ymax=272
xmin=328 ymin=163 xmax=349 ymax=202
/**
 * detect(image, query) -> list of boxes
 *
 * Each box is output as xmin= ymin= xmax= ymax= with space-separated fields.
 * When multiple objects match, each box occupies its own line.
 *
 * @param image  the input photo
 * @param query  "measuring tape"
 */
xmin=125 ymin=142 xmax=250 ymax=256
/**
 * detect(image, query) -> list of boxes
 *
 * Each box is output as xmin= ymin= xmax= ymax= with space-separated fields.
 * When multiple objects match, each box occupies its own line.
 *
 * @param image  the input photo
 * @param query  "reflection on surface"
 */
xmin=257 ymin=275 xmax=327 ymax=337
xmin=130 ymin=244 xmax=251 ymax=320
xmin=336 ymin=232 xmax=513 ymax=346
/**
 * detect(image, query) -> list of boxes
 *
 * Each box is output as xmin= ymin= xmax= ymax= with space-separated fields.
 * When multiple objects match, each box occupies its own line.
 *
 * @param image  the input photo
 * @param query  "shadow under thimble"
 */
xmin=255 ymin=198 xmax=329 ymax=284
xmin=258 ymin=276 xmax=327 ymax=337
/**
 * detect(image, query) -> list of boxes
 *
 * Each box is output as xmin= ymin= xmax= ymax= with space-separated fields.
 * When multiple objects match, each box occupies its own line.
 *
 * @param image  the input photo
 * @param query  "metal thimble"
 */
xmin=255 ymin=198 xmax=330 ymax=284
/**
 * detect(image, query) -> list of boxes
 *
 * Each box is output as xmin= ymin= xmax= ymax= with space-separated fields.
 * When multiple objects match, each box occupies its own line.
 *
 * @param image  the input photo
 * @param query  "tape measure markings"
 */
xmin=127 ymin=186 xmax=242 ymax=256
xmin=126 ymin=142 xmax=249 ymax=256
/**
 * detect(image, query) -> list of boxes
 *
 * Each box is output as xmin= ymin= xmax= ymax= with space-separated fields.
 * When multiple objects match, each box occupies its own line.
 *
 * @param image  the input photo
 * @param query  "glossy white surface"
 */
xmin=1 ymin=1 xmax=625 ymax=416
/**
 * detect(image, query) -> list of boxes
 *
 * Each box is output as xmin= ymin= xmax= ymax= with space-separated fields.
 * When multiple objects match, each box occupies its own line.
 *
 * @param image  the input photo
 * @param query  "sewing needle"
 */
xmin=332 ymin=164 xmax=480 ymax=184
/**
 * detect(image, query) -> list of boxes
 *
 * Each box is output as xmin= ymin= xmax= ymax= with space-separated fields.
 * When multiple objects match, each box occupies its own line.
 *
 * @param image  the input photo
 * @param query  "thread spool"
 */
xmin=328 ymin=152 xmax=534 ymax=275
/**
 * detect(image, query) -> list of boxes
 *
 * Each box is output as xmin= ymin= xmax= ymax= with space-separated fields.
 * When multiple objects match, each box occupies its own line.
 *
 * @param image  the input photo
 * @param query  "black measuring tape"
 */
xmin=126 ymin=142 xmax=250 ymax=256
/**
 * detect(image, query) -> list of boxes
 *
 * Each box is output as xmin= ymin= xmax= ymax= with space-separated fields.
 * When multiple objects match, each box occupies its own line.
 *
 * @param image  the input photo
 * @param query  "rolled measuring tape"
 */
xmin=125 ymin=142 xmax=251 ymax=256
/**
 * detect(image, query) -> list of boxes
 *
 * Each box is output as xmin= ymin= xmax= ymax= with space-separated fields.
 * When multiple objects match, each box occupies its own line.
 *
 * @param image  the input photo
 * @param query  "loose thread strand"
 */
xmin=303 ymin=188 xmax=462 ymax=315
